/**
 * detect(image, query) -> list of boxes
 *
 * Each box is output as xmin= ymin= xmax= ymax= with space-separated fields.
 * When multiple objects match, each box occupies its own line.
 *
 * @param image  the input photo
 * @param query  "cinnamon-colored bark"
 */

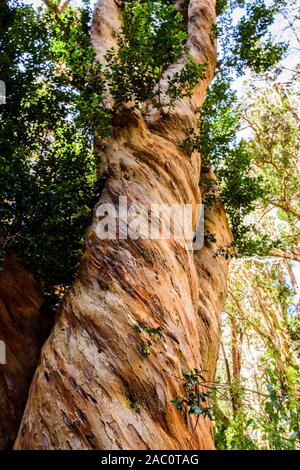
xmin=0 ymin=252 xmax=48 ymax=449
xmin=15 ymin=0 xmax=231 ymax=450
xmin=195 ymin=173 xmax=232 ymax=383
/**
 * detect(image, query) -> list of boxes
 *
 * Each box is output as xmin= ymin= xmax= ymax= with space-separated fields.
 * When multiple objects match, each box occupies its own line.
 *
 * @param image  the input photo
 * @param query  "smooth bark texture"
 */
xmin=0 ymin=252 xmax=48 ymax=449
xmin=15 ymin=0 xmax=231 ymax=450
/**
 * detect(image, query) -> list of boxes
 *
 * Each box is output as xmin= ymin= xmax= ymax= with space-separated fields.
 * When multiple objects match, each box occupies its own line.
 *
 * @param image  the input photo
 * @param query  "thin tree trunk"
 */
xmin=15 ymin=0 xmax=231 ymax=450
xmin=221 ymin=340 xmax=232 ymax=388
xmin=271 ymin=248 xmax=300 ymax=263
xmin=230 ymin=315 xmax=242 ymax=414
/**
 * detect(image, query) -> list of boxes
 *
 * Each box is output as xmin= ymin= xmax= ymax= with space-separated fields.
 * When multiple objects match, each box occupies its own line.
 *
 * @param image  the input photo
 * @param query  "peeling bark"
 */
xmin=195 ymin=172 xmax=232 ymax=382
xmin=0 ymin=252 xmax=48 ymax=449
xmin=15 ymin=0 xmax=231 ymax=450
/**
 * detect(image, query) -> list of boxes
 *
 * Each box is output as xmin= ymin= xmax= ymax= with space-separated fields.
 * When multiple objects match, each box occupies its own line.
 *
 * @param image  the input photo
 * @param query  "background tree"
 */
xmin=212 ymin=0 xmax=300 ymax=450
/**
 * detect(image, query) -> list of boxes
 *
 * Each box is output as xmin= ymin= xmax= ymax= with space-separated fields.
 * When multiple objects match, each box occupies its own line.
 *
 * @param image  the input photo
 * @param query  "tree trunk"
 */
xmin=15 ymin=0 xmax=231 ymax=450
xmin=230 ymin=315 xmax=242 ymax=414
xmin=0 ymin=252 xmax=49 ymax=449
